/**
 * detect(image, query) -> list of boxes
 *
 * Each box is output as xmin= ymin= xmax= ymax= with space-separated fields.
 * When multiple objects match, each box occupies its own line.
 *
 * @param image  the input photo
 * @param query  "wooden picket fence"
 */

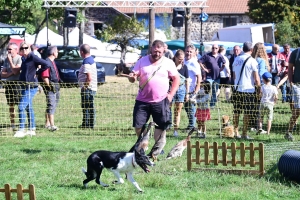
xmin=187 ymin=141 xmax=265 ymax=176
xmin=0 ymin=184 xmax=35 ymax=200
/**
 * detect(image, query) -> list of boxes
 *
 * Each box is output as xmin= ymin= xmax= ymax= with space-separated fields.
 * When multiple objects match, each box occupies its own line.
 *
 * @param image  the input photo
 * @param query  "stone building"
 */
xmin=85 ymin=0 xmax=251 ymax=42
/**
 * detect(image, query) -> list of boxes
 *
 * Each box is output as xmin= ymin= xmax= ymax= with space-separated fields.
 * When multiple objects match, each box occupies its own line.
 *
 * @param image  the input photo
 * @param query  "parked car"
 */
xmin=38 ymin=46 xmax=105 ymax=86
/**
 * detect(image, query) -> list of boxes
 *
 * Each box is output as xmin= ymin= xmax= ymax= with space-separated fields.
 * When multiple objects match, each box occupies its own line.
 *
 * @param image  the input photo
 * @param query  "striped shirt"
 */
xmin=78 ymin=56 xmax=97 ymax=91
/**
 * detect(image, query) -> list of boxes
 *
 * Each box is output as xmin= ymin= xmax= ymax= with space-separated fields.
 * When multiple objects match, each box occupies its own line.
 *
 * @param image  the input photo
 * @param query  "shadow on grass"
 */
xmin=263 ymin=163 xmax=300 ymax=187
xmin=21 ymin=149 xmax=42 ymax=154
xmin=57 ymin=183 xmax=118 ymax=191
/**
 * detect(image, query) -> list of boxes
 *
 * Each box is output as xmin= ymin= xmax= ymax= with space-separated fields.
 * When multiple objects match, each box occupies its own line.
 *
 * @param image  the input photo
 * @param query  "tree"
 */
xmin=0 ymin=0 xmax=64 ymax=48
xmin=96 ymin=15 xmax=145 ymax=64
xmin=247 ymin=0 xmax=300 ymax=46
xmin=275 ymin=17 xmax=298 ymax=47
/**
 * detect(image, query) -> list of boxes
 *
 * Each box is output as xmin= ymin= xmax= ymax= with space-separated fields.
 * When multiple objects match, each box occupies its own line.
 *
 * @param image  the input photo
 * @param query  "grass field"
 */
xmin=0 ymin=76 xmax=299 ymax=199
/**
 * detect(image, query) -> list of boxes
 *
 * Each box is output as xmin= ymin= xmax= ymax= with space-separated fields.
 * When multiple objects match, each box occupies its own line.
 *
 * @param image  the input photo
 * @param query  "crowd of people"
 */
xmin=127 ymin=39 xmax=297 ymax=158
xmin=1 ymin=43 xmax=97 ymax=138
xmin=1 ymin=39 xmax=297 ymax=156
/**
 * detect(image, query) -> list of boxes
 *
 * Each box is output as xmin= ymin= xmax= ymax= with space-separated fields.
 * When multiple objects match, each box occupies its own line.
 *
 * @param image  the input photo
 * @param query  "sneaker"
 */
xmin=284 ymin=133 xmax=294 ymax=141
xmin=241 ymin=135 xmax=253 ymax=140
xmin=26 ymin=130 xmax=36 ymax=136
xmin=173 ymin=130 xmax=179 ymax=137
xmin=45 ymin=125 xmax=51 ymax=130
xmin=256 ymin=129 xmax=267 ymax=135
xmin=11 ymin=125 xmax=18 ymax=131
xmin=199 ymin=132 xmax=206 ymax=139
xmin=250 ymin=128 xmax=257 ymax=132
xmin=14 ymin=130 xmax=26 ymax=138
xmin=50 ymin=126 xmax=59 ymax=132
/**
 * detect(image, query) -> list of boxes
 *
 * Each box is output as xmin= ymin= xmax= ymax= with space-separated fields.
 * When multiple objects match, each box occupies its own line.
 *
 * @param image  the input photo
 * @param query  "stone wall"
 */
xmin=84 ymin=9 xmax=252 ymax=42
xmin=84 ymin=8 xmax=125 ymax=36
xmin=171 ymin=14 xmax=252 ymax=42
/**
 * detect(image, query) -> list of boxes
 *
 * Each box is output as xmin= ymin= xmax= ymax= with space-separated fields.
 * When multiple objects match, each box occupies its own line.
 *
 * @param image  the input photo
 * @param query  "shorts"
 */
xmin=232 ymin=91 xmax=257 ymax=115
xmin=172 ymin=84 xmax=186 ymax=103
xmin=195 ymin=108 xmax=211 ymax=121
xmin=219 ymin=77 xmax=230 ymax=88
xmin=4 ymin=82 xmax=21 ymax=105
xmin=292 ymin=84 xmax=300 ymax=108
xmin=45 ymin=90 xmax=60 ymax=115
xmin=133 ymin=97 xmax=171 ymax=130
xmin=259 ymin=103 xmax=274 ymax=121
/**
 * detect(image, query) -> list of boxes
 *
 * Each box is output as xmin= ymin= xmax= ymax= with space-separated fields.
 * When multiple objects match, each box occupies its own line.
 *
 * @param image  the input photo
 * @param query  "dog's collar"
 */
xmin=132 ymin=156 xmax=136 ymax=168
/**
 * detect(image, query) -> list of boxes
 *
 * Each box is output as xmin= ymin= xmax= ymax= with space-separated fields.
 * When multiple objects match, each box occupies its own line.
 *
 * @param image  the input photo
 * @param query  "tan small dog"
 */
xmin=221 ymin=115 xmax=234 ymax=138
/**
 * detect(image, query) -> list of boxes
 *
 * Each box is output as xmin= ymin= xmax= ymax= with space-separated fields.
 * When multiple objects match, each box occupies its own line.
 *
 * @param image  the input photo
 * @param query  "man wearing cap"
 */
xmin=232 ymin=41 xmax=261 ymax=139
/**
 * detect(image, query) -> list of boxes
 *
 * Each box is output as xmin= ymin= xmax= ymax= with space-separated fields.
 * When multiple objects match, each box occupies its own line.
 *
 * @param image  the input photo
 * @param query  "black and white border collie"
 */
xmin=82 ymin=145 xmax=155 ymax=192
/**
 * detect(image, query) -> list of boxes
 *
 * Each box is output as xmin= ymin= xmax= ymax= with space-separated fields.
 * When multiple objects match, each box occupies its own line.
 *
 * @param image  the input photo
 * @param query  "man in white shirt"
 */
xmin=232 ymin=41 xmax=261 ymax=139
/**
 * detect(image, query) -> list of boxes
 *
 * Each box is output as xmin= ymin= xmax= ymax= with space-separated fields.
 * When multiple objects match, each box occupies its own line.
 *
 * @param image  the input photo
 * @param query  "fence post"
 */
xmin=29 ymin=184 xmax=36 ymax=200
xmin=213 ymin=142 xmax=218 ymax=165
xmin=196 ymin=141 xmax=200 ymax=164
xmin=231 ymin=142 xmax=236 ymax=166
xmin=259 ymin=143 xmax=265 ymax=176
xmin=16 ymin=184 xmax=24 ymax=200
xmin=240 ymin=142 xmax=245 ymax=166
xmin=204 ymin=141 xmax=209 ymax=165
xmin=222 ymin=142 xmax=227 ymax=166
xmin=187 ymin=141 xmax=192 ymax=171
xmin=249 ymin=143 xmax=255 ymax=167
xmin=5 ymin=184 xmax=11 ymax=200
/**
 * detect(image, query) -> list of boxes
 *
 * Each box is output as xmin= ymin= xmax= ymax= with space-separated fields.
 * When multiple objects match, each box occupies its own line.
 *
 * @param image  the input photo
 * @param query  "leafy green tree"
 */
xmin=0 ymin=0 xmax=72 ymax=47
xmin=96 ymin=15 xmax=145 ymax=64
xmin=247 ymin=0 xmax=300 ymax=46
xmin=275 ymin=17 xmax=298 ymax=47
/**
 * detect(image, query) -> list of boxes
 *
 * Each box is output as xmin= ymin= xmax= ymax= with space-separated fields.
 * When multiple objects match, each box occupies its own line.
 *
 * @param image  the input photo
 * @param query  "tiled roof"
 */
xmin=115 ymin=0 xmax=249 ymax=14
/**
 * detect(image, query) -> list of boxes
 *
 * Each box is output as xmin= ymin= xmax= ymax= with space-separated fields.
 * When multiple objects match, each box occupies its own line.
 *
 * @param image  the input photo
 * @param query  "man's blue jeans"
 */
xmin=81 ymin=88 xmax=96 ymax=128
xmin=184 ymin=100 xmax=196 ymax=129
xmin=18 ymin=86 xmax=38 ymax=130
xmin=206 ymin=78 xmax=220 ymax=108
xmin=280 ymin=81 xmax=287 ymax=102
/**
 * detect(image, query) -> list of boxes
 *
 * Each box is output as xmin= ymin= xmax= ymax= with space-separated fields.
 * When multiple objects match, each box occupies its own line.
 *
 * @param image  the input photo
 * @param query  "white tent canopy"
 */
xmin=68 ymin=27 xmax=103 ymax=48
xmin=26 ymin=27 xmax=63 ymax=47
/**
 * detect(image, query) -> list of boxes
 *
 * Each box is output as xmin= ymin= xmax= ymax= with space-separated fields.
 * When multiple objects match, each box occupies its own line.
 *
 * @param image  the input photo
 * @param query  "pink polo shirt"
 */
xmin=132 ymin=55 xmax=178 ymax=103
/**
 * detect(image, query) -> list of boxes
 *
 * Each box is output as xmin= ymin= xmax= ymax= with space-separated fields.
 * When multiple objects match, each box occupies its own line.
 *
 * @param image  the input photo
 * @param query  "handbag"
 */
xmin=231 ymin=56 xmax=251 ymax=101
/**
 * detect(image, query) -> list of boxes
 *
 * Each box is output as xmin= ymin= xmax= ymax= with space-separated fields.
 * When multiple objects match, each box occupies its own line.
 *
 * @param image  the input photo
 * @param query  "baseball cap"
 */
xmin=262 ymin=72 xmax=272 ymax=80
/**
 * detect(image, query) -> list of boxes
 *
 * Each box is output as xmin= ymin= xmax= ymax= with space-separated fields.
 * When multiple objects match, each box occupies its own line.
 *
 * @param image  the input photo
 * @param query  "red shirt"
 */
xmin=41 ymin=60 xmax=59 ymax=81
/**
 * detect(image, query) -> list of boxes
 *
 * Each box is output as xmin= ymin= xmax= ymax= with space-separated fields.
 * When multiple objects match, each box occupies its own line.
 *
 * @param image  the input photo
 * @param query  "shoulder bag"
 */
xmin=231 ymin=56 xmax=251 ymax=101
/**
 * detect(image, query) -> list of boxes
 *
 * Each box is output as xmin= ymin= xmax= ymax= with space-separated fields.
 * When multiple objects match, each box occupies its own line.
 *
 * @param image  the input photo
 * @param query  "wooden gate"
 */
xmin=0 ymin=184 xmax=36 ymax=200
xmin=187 ymin=141 xmax=264 ymax=176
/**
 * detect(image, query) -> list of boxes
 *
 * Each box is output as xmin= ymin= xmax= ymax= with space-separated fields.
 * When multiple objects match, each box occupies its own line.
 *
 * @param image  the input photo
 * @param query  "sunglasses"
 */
xmin=212 ymin=47 xmax=218 ymax=49
xmin=6 ymin=48 xmax=12 ymax=51
xmin=20 ymin=47 xmax=29 ymax=50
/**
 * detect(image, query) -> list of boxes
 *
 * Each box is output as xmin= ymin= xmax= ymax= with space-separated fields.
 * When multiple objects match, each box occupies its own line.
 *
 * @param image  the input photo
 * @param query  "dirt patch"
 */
xmin=105 ymin=75 xmax=131 ymax=84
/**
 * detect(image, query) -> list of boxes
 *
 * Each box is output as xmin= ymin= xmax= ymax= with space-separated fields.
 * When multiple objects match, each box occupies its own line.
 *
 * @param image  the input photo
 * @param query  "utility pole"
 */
xmin=148 ymin=2 xmax=155 ymax=54
xmin=79 ymin=9 xmax=85 ymax=46
xmin=184 ymin=2 xmax=191 ymax=49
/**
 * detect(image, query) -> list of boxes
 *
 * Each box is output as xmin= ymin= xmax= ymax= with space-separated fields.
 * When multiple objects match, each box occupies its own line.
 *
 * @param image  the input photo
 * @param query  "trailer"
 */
xmin=212 ymin=23 xmax=275 ymax=45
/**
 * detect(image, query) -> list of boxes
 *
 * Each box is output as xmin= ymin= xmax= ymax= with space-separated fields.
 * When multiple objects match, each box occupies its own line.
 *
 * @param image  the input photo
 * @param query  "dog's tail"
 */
xmin=81 ymin=167 xmax=87 ymax=176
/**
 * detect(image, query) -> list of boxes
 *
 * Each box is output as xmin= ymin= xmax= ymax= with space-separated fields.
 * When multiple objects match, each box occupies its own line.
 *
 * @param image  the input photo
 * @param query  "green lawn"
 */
xmin=0 ymin=76 xmax=299 ymax=199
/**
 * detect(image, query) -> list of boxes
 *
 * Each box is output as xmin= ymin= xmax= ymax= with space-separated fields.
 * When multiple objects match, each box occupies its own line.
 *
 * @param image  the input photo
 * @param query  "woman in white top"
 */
xmin=218 ymin=45 xmax=231 ymax=101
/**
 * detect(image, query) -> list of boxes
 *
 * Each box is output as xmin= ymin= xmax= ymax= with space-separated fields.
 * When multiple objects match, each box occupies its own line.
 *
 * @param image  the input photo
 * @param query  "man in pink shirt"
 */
xmin=128 ymin=40 xmax=180 ymax=159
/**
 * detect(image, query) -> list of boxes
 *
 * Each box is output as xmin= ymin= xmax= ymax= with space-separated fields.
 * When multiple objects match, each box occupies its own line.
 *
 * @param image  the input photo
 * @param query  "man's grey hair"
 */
xmin=283 ymin=43 xmax=290 ymax=48
xmin=185 ymin=44 xmax=196 ymax=50
xmin=8 ymin=42 xmax=18 ymax=49
xmin=47 ymin=46 xmax=58 ymax=56
xmin=243 ymin=41 xmax=253 ymax=52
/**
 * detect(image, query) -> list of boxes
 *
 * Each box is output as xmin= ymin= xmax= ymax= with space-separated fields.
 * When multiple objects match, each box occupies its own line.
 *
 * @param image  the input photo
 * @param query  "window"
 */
xmin=94 ymin=23 xmax=103 ymax=31
xmin=223 ymin=17 xmax=237 ymax=28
